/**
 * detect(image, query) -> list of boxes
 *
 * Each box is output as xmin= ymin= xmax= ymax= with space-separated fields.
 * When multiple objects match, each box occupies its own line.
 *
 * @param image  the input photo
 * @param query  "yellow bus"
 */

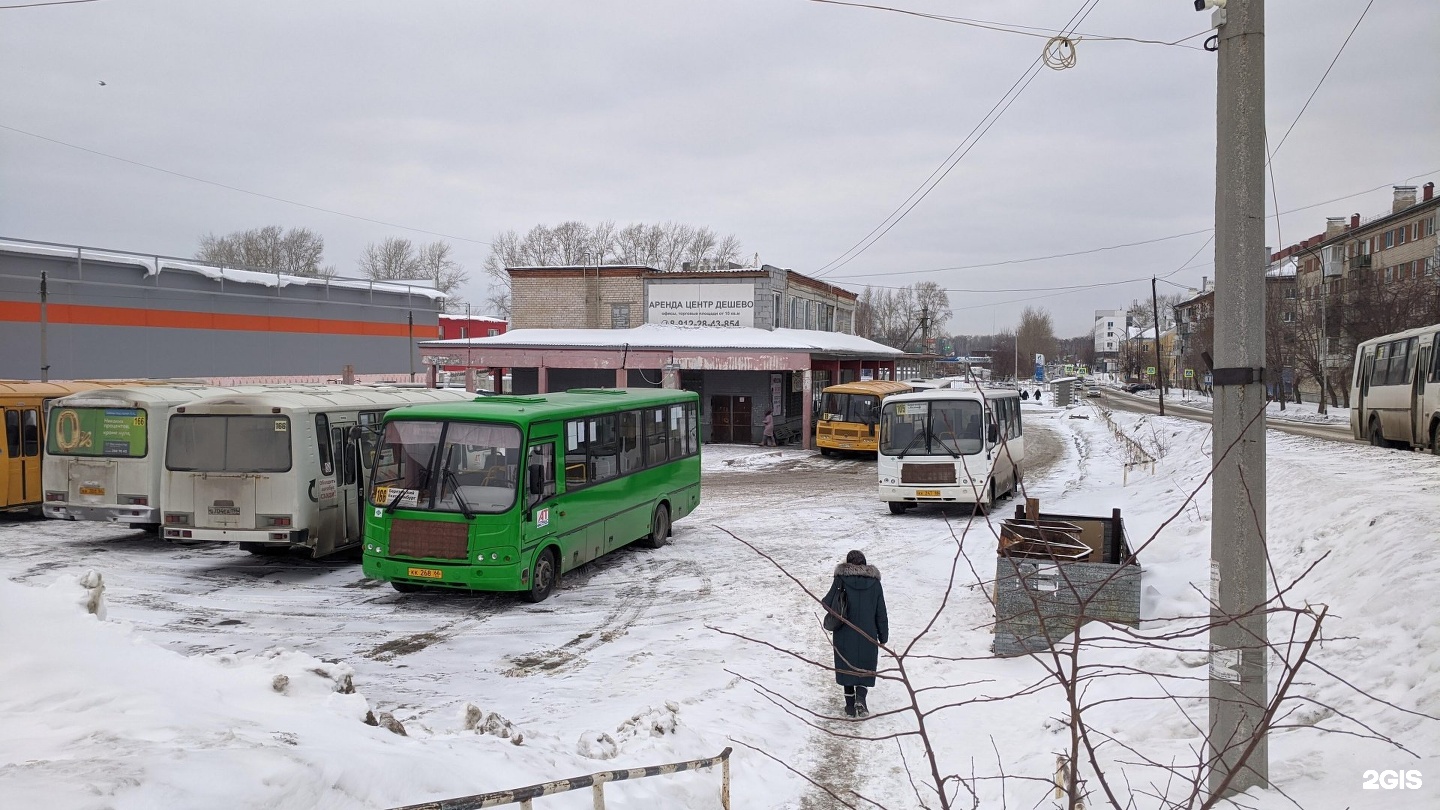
xmin=816 ymin=379 xmax=914 ymax=455
xmin=2 ymin=381 xmax=107 ymax=513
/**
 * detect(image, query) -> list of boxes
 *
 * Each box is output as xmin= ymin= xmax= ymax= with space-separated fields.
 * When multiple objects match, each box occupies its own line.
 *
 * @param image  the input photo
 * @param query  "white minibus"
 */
xmin=41 ymin=384 xmax=302 ymax=529
xmin=161 ymin=386 xmax=472 ymax=557
xmin=1351 ymin=323 xmax=1440 ymax=452
xmin=877 ymin=387 xmax=1024 ymax=514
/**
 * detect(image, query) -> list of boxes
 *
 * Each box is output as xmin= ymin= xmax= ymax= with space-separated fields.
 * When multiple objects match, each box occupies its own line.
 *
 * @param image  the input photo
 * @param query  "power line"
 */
xmin=828 ymin=168 xmax=1439 ymax=282
xmin=0 ymin=0 xmax=103 ymax=8
xmin=0 ymin=122 xmax=492 ymax=247
xmin=812 ymin=0 xmax=1104 ymax=278
xmin=1269 ymin=0 xmax=1374 ymax=159
xmin=807 ymin=1 xmax=1209 ymax=50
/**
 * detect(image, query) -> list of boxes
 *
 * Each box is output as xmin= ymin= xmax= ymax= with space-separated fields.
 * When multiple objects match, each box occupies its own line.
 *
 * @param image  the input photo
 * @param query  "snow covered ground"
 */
xmin=1 ymin=401 xmax=1436 ymax=809
xmin=1121 ymin=387 xmax=1352 ymax=426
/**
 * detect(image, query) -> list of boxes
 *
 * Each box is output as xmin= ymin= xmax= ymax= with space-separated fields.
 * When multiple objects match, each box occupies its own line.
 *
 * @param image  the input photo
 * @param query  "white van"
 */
xmin=42 ymin=384 xmax=294 ymax=529
xmin=160 ymin=386 xmax=472 ymax=557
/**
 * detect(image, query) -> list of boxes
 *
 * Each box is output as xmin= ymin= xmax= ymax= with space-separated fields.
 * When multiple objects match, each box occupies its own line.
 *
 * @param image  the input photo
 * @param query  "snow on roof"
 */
xmin=420 ymin=324 xmax=904 ymax=355
xmin=1266 ymin=256 xmax=1299 ymax=277
xmin=0 ymin=240 xmax=446 ymax=300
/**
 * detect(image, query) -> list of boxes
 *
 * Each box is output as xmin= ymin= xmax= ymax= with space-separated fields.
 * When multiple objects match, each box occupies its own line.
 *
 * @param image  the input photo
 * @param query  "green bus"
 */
xmin=361 ymin=388 xmax=702 ymax=601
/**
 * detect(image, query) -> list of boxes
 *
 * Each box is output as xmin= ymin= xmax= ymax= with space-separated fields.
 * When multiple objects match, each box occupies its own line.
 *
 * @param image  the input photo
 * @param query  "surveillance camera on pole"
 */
xmin=1193 ymin=0 xmax=1225 ymax=10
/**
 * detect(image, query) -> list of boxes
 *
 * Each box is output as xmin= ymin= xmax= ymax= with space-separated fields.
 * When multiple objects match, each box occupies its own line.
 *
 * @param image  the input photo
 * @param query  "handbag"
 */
xmin=822 ymin=578 xmax=849 ymax=631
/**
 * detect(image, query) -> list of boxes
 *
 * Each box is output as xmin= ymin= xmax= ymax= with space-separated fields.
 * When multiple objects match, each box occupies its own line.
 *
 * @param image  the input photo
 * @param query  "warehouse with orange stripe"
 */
xmin=0 ymin=238 xmax=445 ymax=380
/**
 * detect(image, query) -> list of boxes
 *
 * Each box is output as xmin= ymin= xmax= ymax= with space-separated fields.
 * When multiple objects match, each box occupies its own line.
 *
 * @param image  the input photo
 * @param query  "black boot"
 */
xmin=855 ymin=686 xmax=869 ymax=718
xmin=843 ymin=687 xmax=857 ymax=718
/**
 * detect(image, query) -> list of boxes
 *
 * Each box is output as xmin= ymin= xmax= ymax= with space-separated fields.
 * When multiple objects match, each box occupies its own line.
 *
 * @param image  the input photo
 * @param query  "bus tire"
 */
xmin=523 ymin=547 xmax=559 ymax=603
xmin=975 ymin=483 xmax=995 ymax=516
xmin=1431 ymin=422 xmax=1440 ymax=456
xmin=639 ymin=503 xmax=671 ymax=549
xmin=887 ymin=502 xmax=908 ymax=515
xmin=1368 ymin=418 xmax=1386 ymax=448
xmin=820 ymin=447 xmax=833 ymax=457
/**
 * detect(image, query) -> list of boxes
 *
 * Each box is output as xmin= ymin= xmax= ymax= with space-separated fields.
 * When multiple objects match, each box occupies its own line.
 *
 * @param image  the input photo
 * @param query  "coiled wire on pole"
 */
xmin=1042 ymin=35 xmax=1078 ymax=70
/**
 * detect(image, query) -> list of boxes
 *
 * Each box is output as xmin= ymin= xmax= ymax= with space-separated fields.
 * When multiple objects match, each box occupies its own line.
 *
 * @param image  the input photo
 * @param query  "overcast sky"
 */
xmin=3 ymin=0 xmax=1436 ymax=337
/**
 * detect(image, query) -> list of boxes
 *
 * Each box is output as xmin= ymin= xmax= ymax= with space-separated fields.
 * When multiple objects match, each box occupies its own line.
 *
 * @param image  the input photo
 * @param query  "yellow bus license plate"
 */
xmin=79 ymin=486 xmax=105 ymax=496
xmin=915 ymin=489 xmax=941 ymax=497
xmin=406 ymin=567 xmax=443 ymax=580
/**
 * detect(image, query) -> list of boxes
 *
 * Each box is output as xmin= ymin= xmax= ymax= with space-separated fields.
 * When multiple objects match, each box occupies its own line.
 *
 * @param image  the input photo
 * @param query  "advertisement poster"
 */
xmin=646 ymin=282 xmax=755 ymax=327
xmin=49 ymin=408 xmax=147 ymax=457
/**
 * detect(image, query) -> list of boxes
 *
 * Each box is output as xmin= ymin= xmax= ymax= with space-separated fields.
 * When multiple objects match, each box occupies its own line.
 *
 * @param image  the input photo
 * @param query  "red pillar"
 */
xmin=615 ymin=368 xmax=627 ymax=388
xmin=538 ymin=366 xmax=549 ymax=394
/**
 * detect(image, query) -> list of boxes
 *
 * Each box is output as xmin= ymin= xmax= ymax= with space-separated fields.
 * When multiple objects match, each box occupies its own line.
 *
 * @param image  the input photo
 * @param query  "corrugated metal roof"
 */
xmin=418 ymin=324 xmax=903 ymax=355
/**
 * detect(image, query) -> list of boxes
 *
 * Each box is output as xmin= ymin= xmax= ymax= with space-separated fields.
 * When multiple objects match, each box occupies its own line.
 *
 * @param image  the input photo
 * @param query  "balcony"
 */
xmin=1349 ymin=253 xmax=1372 ymax=270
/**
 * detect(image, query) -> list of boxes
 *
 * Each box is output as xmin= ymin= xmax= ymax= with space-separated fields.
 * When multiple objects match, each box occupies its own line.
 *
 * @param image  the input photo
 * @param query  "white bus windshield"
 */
xmin=881 ymin=400 xmax=984 ymax=456
xmin=166 ymin=415 xmax=292 ymax=472
xmin=371 ymin=420 xmax=523 ymax=514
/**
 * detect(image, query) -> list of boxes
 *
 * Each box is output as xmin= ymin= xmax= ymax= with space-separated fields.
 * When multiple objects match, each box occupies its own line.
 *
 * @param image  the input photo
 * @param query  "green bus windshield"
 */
xmin=371 ymin=420 xmax=523 ymax=514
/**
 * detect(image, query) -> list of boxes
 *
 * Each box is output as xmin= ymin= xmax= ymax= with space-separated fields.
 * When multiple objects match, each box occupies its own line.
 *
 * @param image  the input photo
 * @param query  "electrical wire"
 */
xmin=812 ymin=0 xmax=1104 ymax=278
xmin=0 ymin=123 xmax=492 ymax=247
xmin=1269 ymin=0 xmax=1375 ymax=159
xmin=806 ymin=1 xmax=1210 ymax=50
xmin=0 ymin=0 xmax=102 ymax=8
xmin=828 ymin=169 xmax=1439 ymax=283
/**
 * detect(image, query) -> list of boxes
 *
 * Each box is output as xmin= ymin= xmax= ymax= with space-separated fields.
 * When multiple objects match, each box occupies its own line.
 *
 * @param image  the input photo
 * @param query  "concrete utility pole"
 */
xmin=1207 ymin=0 xmax=1268 ymax=796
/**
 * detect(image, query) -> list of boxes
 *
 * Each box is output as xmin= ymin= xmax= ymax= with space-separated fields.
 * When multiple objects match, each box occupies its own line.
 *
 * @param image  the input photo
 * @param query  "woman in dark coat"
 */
xmin=821 ymin=550 xmax=889 ymax=718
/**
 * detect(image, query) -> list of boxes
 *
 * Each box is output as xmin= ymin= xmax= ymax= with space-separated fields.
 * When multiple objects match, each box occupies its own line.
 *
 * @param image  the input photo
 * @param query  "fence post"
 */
xmin=592 ymin=782 xmax=605 ymax=809
xmin=722 ymin=754 xmax=731 ymax=809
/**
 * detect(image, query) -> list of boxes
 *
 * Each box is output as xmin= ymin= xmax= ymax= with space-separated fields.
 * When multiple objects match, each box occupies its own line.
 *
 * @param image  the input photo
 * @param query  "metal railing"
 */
xmin=390 ymin=747 xmax=732 ymax=810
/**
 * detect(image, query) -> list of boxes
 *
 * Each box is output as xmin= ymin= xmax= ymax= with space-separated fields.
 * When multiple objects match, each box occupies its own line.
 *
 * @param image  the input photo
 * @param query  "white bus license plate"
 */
xmin=915 ymin=489 xmax=941 ymax=497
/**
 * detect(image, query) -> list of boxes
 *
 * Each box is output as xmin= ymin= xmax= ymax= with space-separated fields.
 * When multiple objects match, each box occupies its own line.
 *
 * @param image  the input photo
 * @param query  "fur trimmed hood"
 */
xmin=834 ymin=562 xmax=881 ymax=580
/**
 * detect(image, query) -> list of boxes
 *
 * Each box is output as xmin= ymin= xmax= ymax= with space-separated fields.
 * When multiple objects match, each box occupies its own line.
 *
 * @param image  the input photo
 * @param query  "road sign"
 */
xmin=1184 ymin=368 xmax=1195 ymax=378
xmin=1146 ymin=366 xmax=1157 ymax=375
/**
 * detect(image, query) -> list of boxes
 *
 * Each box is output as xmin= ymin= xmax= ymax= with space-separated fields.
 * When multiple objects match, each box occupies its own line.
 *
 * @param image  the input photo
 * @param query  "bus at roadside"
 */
xmin=877 ymin=387 xmax=1024 ymax=514
xmin=361 ymin=388 xmax=701 ymax=602
xmin=816 ymin=379 xmax=914 ymax=456
xmin=160 ymin=386 xmax=472 ymax=557
xmin=1351 ymin=322 xmax=1440 ymax=452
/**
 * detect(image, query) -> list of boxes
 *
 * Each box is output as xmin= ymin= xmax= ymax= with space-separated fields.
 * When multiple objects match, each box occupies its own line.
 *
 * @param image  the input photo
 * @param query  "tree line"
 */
xmin=194 ymin=226 xmax=470 ymax=312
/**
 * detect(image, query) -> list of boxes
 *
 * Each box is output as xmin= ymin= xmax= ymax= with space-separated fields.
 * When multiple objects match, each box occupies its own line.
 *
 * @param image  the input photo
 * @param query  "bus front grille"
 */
xmin=390 ymin=519 xmax=470 ymax=560
xmin=901 ymin=464 xmax=957 ymax=485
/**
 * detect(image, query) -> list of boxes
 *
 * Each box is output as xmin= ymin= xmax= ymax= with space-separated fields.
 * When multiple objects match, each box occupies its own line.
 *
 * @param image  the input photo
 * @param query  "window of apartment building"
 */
xmin=789 ymin=296 xmax=802 ymax=329
xmin=1424 ymin=216 xmax=1435 ymax=237
xmin=1284 ymin=286 xmax=1296 ymax=298
xmin=1282 ymin=311 xmax=1295 ymax=323
xmin=1384 ymin=266 xmax=1394 ymax=283
xmin=611 ymin=304 xmax=630 ymax=329
xmin=1384 ymin=231 xmax=1395 ymax=249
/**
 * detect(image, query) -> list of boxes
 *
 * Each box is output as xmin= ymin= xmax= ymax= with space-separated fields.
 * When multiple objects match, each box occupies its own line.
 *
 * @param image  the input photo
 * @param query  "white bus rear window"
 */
xmin=166 ymin=415 xmax=292 ymax=472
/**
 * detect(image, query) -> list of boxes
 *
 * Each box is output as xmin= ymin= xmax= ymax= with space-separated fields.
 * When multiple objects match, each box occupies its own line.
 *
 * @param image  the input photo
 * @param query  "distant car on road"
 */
xmin=1124 ymin=382 xmax=1155 ymax=393
xmin=1085 ymin=384 xmax=1102 ymax=398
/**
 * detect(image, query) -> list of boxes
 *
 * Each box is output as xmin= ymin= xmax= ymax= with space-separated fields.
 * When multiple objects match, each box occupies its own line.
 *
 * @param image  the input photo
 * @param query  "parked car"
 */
xmin=1125 ymin=382 xmax=1155 ymax=393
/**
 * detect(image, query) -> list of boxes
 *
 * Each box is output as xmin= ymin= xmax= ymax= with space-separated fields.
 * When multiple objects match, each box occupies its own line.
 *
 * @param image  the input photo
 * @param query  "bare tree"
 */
xmin=1016 ymin=306 xmax=1057 ymax=380
xmin=196 ymin=226 xmax=334 ymax=278
xmin=359 ymin=237 xmax=468 ymax=312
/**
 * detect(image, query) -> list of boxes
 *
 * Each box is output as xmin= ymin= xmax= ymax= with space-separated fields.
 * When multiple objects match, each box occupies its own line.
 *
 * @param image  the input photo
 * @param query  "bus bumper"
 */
xmin=44 ymin=502 xmax=159 ymax=524
xmin=878 ymin=484 xmax=980 ymax=505
xmin=162 ymin=526 xmax=309 ymax=546
xmin=363 ymin=552 xmax=526 ymax=592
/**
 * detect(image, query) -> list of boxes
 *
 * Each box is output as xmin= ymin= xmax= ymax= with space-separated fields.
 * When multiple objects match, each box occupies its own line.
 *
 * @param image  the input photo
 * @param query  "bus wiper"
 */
xmin=933 ymin=435 xmax=962 ymax=459
xmin=896 ymin=428 xmax=926 ymax=459
xmin=385 ymin=469 xmax=429 ymax=514
xmin=442 ymin=468 xmax=475 ymax=520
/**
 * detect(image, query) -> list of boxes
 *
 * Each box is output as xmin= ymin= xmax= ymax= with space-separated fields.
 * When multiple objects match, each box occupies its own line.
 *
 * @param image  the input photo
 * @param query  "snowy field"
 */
xmin=1119 ymin=387 xmax=1352 ymax=426
xmin=2 ymin=402 xmax=1437 ymax=809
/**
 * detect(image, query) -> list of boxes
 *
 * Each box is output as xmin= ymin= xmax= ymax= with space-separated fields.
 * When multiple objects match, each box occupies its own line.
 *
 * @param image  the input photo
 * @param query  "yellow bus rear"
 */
xmin=816 ymin=380 xmax=913 ymax=455
xmin=1 ymin=381 xmax=106 ymax=513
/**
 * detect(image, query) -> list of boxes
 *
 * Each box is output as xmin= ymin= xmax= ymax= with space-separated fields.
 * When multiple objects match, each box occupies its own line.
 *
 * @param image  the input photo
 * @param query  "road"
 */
xmin=1096 ymin=388 xmax=1361 ymax=445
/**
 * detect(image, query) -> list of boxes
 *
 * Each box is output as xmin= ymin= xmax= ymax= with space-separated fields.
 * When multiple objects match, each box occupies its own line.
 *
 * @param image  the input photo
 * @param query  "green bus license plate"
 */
xmin=407 ymin=567 xmax=443 ymax=580
xmin=916 ymin=489 xmax=940 ymax=497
